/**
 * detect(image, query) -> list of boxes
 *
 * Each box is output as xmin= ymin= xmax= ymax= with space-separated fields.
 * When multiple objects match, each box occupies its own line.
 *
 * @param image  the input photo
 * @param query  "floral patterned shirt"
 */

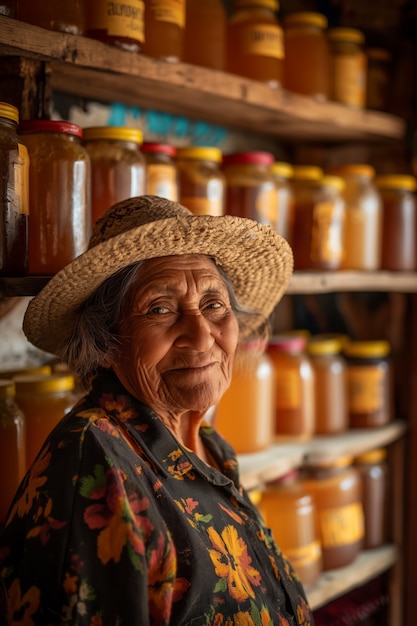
xmin=0 ymin=370 xmax=313 ymax=626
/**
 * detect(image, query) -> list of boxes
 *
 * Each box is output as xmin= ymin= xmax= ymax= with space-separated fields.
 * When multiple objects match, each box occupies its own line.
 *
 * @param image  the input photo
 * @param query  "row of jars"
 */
xmin=2 ymin=104 xmax=416 ymax=277
xmin=258 ymin=448 xmax=390 ymax=587
xmin=0 ymin=365 xmax=79 ymax=524
xmin=215 ymin=334 xmax=393 ymax=455
xmin=5 ymin=0 xmax=384 ymax=111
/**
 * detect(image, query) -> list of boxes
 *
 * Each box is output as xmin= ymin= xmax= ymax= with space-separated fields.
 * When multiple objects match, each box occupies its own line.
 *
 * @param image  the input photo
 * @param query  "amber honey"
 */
xmin=328 ymin=28 xmax=366 ymax=108
xmin=184 ymin=0 xmax=226 ymax=70
xmin=270 ymin=161 xmax=294 ymax=244
xmin=141 ymin=142 xmax=178 ymax=201
xmin=290 ymin=165 xmax=323 ymax=270
xmin=142 ymin=0 xmax=186 ymax=61
xmin=17 ymin=0 xmax=85 ymax=34
xmin=86 ymin=0 xmax=145 ymax=51
xmin=355 ymin=448 xmax=389 ymax=549
xmin=176 ymin=146 xmax=225 ymax=216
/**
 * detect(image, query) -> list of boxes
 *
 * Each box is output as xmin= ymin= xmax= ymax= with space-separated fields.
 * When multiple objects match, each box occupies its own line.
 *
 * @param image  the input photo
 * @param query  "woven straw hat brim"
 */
xmin=23 ymin=213 xmax=293 ymax=356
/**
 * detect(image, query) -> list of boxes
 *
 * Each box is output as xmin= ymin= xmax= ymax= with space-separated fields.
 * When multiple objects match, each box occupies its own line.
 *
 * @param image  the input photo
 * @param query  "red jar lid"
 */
xmin=141 ymin=142 xmax=177 ymax=157
xmin=19 ymin=119 xmax=83 ymax=138
xmin=268 ymin=334 xmax=307 ymax=352
xmin=223 ymin=151 xmax=275 ymax=166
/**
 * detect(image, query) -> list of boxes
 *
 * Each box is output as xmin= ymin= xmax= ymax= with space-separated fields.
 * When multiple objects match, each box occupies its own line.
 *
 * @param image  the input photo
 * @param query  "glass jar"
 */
xmin=226 ymin=0 xmax=284 ymax=87
xmin=329 ymin=164 xmax=382 ymax=270
xmin=0 ymin=101 xmax=29 ymax=277
xmin=307 ymin=336 xmax=348 ymax=435
xmin=311 ymin=174 xmax=346 ymax=270
xmin=267 ymin=334 xmax=315 ymax=440
xmin=283 ymin=11 xmax=330 ymax=99
xmin=0 ymin=380 xmax=26 ymax=525
xmin=344 ymin=340 xmax=393 ymax=429
xmin=0 ymin=364 xmax=52 ymax=379
xmin=366 ymin=47 xmax=391 ymax=112
xmin=354 ymin=448 xmax=389 ymax=549
xmin=301 ymin=456 xmax=364 ymax=570
xmin=141 ymin=141 xmax=178 ymax=201
xmin=16 ymin=0 xmax=85 ymax=34
xmin=215 ymin=341 xmax=275 ymax=454
xmin=14 ymin=373 xmax=77 ymax=470
xmin=176 ymin=146 xmax=225 ymax=216
xmin=19 ymin=120 xmax=91 ymax=275
xmin=374 ymin=174 xmax=417 ymax=271
xmin=83 ymin=126 xmax=146 ymax=224
xmin=184 ymin=0 xmax=226 ymax=70
xmin=261 ymin=470 xmax=322 ymax=588
xmin=142 ymin=0 xmax=186 ymax=61
xmin=223 ymin=151 xmax=277 ymax=226
xmin=270 ymin=161 xmax=294 ymax=245
xmin=290 ymin=165 xmax=323 ymax=270
xmin=328 ymin=28 xmax=367 ymax=108
xmin=85 ymin=0 xmax=145 ymax=52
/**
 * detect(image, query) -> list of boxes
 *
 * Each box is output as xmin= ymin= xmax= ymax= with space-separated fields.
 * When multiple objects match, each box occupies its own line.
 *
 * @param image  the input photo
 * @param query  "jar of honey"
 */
xmin=223 ymin=151 xmax=277 ymax=226
xmin=19 ymin=120 xmax=91 ymax=275
xmin=328 ymin=28 xmax=367 ymax=108
xmin=176 ymin=146 xmax=225 ymax=216
xmin=14 ymin=373 xmax=77 ymax=470
xmin=184 ymin=0 xmax=227 ymax=70
xmin=83 ymin=126 xmax=146 ymax=224
xmin=344 ymin=340 xmax=393 ymax=429
xmin=270 ymin=161 xmax=294 ymax=244
xmin=0 ymin=101 xmax=29 ymax=277
xmin=329 ymin=164 xmax=382 ymax=270
xmin=366 ymin=48 xmax=391 ymax=112
xmin=215 ymin=341 xmax=275 ymax=454
xmin=301 ymin=456 xmax=364 ymax=570
xmin=290 ymin=165 xmax=323 ymax=269
xmin=0 ymin=380 xmax=26 ymax=525
xmin=283 ymin=11 xmax=330 ymax=99
xmin=374 ymin=174 xmax=417 ymax=271
xmin=86 ymin=0 xmax=145 ymax=52
xmin=311 ymin=174 xmax=346 ymax=270
xmin=16 ymin=0 xmax=85 ymax=34
xmin=141 ymin=142 xmax=178 ymax=201
xmin=307 ymin=336 xmax=348 ymax=435
xmin=354 ymin=448 xmax=389 ymax=549
xmin=262 ymin=470 xmax=322 ymax=588
xmin=0 ymin=364 xmax=52 ymax=379
xmin=142 ymin=0 xmax=186 ymax=61
xmin=226 ymin=0 xmax=284 ymax=87
xmin=267 ymin=334 xmax=315 ymax=440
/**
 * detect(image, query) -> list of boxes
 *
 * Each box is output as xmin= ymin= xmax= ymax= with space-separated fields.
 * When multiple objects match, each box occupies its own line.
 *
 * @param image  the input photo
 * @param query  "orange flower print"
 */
xmin=7 ymin=579 xmax=40 ymax=626
xmin=207 ymin=525 xmax=261 ymax=602
xmin=91 ymin=615 xmax=103 ymax=626
xmin=148 ymin=532 xmax=182 ymax=623
xmin=99 ymin=393 xmax=138 ymax=421
xmin=7 ymin=447 xmax=51 ymax=521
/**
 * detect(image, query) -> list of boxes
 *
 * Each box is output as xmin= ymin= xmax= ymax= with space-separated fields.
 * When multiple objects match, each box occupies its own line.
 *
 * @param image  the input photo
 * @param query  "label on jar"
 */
xmin=147 ymin=164 xmax=178 ymax=201
xmin=255 ymin=186 xmax=278 ymax=225
xmin=89 ymin=0 xmax=145 ymax=41
xmin=15 ymin=144 xmax=30 ymax=215
xmin=148 ymin=0 xmax=185 ymax=27
xmin=347 ymin=366 xmax=385 ymax=412
xmin=180 ymin=196 xmax=223 ymax=216
xmin=320 ymin=502 xmax=364 ymax=547
xmin=332 ymin=53 xmax=366 ymax=107
xmin=284 ymin=540 xmax=322 ymax=568
xmin=275 ymin=369 xmax=301 ymax=409
xmin=242 ymin=24 xmax=284 ymax=59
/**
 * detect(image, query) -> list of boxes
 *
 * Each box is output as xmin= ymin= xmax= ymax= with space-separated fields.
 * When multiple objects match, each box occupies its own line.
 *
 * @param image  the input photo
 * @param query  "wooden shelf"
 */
xmin=0 ymin=16 xmax=405 ymax=143
xmin=287 ymin=270 xmax=417 ymax=294
xmin=239 ymin=420 xmax=406 ymax=490
xmin=307 ymin=544 xmax=398 ymax=611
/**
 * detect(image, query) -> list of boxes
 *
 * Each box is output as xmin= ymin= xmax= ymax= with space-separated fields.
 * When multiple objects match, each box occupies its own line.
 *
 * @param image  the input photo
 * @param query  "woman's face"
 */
xmin=111 ymin=254 xmax=239 ymax=419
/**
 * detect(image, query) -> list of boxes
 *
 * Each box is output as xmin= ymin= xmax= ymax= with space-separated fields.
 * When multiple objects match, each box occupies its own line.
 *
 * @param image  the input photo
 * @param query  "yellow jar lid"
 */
xmin=355 ymin=448 xmax=387 ymax=464
xmin=328 ymin=28 xmax=365 ymax=45
xmin=291 ymin=165 xmax=323 ymax=181
xmin=0 ymin=364 xmax=52 ymax=379
xmin=284 ymin=11 xmax=328 ymax=30
xmin=234 ymin=0 xmax=279 ymax=10
xmin=374 ymin=175 xmax=417 ymax=192
xmin=329 ymin=164 xmax=375 ymax=179
xmin=344 ymin=340 xmax=390 ymax=358
xmin=0 ymin=379 xmax=16 ymax=400
xmin=322 ymin=175 xmax=345 ymax=192
xmin=307 ymin=337 xmax=343 ymax=355
xmin=271 ymin=161 xmax=293 ymax=178
xmin=176 ymin=146 xmax=222 ymax=163
xmin=83 ymin=126 xmax=143 ymax=144
xmin=0 ymin=101 xmax=19 ymax=123
xmin=14 ymin=374 xmax=75 ymax=394
xmin=248 ymin=489 xmax=263 ymax=506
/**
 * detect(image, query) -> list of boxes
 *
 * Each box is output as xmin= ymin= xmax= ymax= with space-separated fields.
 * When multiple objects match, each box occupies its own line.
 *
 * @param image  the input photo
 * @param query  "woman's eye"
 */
xmin=149 ymin=305 xmax=169 ymax=314
xmin=205 ymin=301 xmax=223 ymax=311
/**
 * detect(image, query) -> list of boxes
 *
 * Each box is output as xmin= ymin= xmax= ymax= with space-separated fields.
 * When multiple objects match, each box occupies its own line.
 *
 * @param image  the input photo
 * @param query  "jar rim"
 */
xmin=176 ymin=146 xmax=222 ymax=163
xmin=83 ymin=126 xmax=143 ymax=144
xmin=0 ymin=101 xmax=19 ymax=123
xmin=223 ymin=151 xmax=275 ymax=166
xmin=141 ymin=142 xmax=177 ymax=157
xmin=19 ymin=119 xmax=83 ymax=138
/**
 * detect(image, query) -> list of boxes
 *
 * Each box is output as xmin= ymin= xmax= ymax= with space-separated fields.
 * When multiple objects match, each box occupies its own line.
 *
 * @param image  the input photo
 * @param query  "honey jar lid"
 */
xmin=374 ymin=174 xmax=417 ymax=192
xmin=283 ymin=11 xmax=328 ymax=30
xmin=0 ymin=101 xmax=19 ymax=123
xmin=355 ymin=448 xmax=387 ymax=464
xmin=328 ymin=28 xmax=365 ymax=45
xmin=322 ymin=175 xmax=345 ymax=192
xmin=14 ymin=373 xmax=75 ymax=394
xmin=19 ymin=119 xmax=83 ymax=138
xmin=223 ymin=151 xmax=275 ymax=166
xmin=328 ymin=164 xmax=375 ymax=179
xmin=307 ymin=336 xmax=343 ymax=355
xmin=343 ymin=340 xmax=390 ymax=358
xmin=234 ymin=0 xmax=279 ymax=10
xmin=0 ymin=364 xmax=52 ymax=379
xmin=176 ymin=146 xmax=222 ymax=163
xmin=268 ymin=334 xmax=307 ymax=352
xmin=83 ymin=126 xmax=143 ymax=144
xmin=0 ymin=379 xmax=16 ymax=400
xmin=291 ymin=165 xmax=323 ymax=181
xmin=271 ymin=161 xmax=293 ymax=178
xmin=141 ymin=142 xmax=177 ymax=157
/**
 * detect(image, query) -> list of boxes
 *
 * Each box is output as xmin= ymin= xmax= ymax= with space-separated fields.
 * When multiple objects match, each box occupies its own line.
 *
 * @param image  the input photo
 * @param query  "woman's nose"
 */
xmin=174 ymin=311 xmax=214 ymax=351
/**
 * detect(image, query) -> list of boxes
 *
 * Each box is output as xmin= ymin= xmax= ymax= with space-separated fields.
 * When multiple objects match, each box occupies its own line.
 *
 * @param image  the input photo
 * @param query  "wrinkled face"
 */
xmin=111 ymin=254 xmax=240 ymax=419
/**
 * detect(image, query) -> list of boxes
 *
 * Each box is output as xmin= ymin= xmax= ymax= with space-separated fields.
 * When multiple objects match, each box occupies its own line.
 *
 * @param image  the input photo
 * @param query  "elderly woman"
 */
xmin=0 ymin=196 xmax=313 ymax=626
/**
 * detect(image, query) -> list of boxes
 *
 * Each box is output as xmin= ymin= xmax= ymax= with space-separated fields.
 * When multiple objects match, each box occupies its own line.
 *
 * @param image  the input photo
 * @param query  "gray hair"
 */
xmin=62 ymin=259 xmax=268 ymax=386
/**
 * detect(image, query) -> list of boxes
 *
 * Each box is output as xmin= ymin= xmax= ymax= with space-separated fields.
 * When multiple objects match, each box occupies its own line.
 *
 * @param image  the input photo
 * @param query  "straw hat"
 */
xmin=23 ymin=196 xmax=293 ymax=356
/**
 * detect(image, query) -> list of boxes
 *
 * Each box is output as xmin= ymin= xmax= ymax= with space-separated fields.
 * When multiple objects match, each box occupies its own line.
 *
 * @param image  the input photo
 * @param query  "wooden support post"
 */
xmin=0 ymin=56 xmax=51 ymax=118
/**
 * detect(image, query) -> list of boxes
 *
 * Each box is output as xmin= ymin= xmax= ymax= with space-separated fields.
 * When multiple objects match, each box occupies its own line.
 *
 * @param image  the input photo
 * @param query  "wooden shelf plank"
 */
xmin=0 ymin=16 xmax=405 ymax=142
xmin=287 ymin=271 xmax=417 ymax=294
xmin=238 ymin=443 xmax=306 ymax=491
xmin=307 ymin=544 xmax=398 ymax=610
